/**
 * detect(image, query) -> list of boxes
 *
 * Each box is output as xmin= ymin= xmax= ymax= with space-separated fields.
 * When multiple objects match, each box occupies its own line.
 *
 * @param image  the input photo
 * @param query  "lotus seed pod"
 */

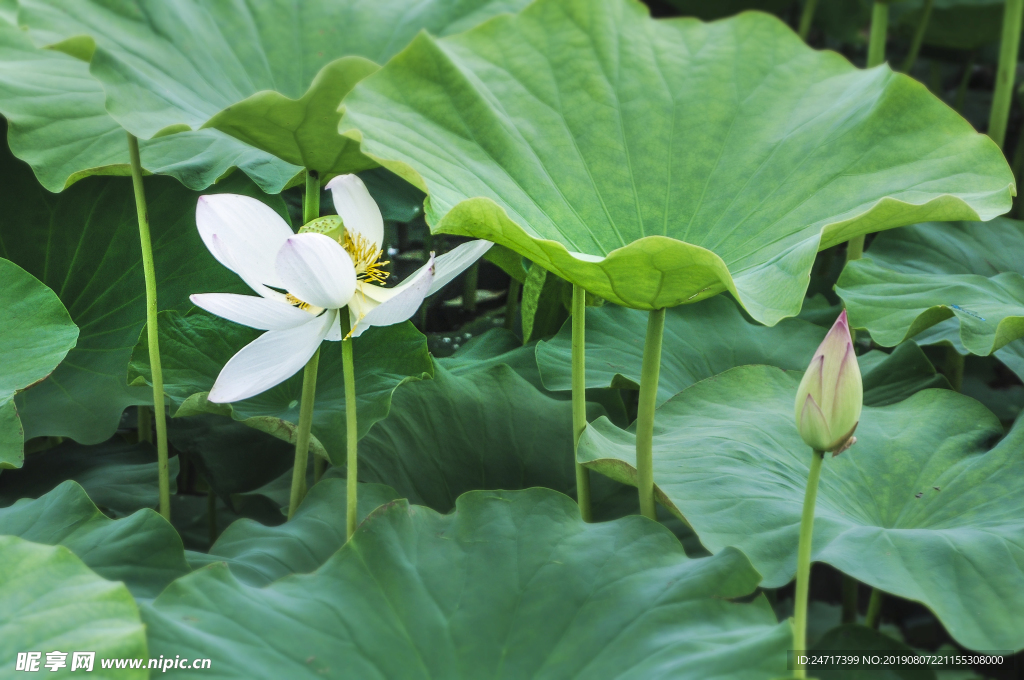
xmin=794 ymin=310 xmax=863 ymax=453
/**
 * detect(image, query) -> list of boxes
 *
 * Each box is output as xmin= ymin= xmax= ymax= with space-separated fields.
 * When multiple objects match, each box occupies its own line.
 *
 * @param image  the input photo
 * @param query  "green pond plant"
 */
xmin=190 ymin=176 xmax=489 ymax=526
xmin=791 ymin=310 xmax=863 ymax=678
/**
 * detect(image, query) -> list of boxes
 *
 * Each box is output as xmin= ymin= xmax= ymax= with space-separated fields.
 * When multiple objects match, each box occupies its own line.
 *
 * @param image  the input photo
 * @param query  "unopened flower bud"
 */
xmin=794 ymin=309 xmax=862 ymax=454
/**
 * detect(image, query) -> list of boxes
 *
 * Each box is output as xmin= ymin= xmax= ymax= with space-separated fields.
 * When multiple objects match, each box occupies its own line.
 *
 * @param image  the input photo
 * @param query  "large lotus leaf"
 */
xmin=0 ymin=534 xmax=147 ymax=677
xmin=202 ymin=476 xmax=399 ymax=587
xmin=128 ymin=310 xmax=433 ymax=465
xmin=0 ymin=258 xmax=77 ymax=469
xmin=836 ymin=219 xmax=1024 ymax=356
xmin=359 ymin=358 xmax=632 ymax=516
xmin=0 ymin=480 xmax=189 ymax=599
xmin=0 ymin=438 xmax=179 ymax=517
xmin=0 ymin=143 xmax=286 ymax=445
xmin=576 ymin=365 xmax=1024 ymax=651
xmin=338 ymin=1 xmax=1013 ymax=322
xmin=536 ymin=296 xmax=947 ymax=406
xmin=17 ymin=0 xmax=531 ymax=175
xmin=914 ymin=316 xmax=1024 ymax=383
xmin=0 ymin=21 xmax=300 ymax=194
xmin=143 ymin=488 xmax=791 ymax=679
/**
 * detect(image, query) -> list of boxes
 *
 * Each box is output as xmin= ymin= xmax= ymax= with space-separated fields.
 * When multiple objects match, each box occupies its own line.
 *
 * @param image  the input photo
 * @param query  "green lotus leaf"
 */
xmin=0 ymin=258 xmax=78 ymax=469
xmin=128 ymin=310 xmax=433 ymax=465
xmin=338 ymin=0 xmax=1013 ymax=322
xmin=0 ymin=21 xmax=301 ymax=193
xmin=577 ymin=365 xmax=1024 ymax=651
xmin=359 ymin=357 xmax=629 ymax=516
xmin=0 ymin=480 xmax=189 ymax=599
xmin=17 ymin=0 xmax=531 ymax=175
xmin=0 ymin=534 xmax=147 ymax=676
xmin=813 ymin=625 xmax=936 ymax=680
xmin=836 ymin=219 xmax=1024 ymax=356
xmin=143 ymin=488 xmax=791 ymax=678
xmin=0 ymin=438 xmax=179 ymax=517
xmin=200 ymin=476 xmax=399 ymax=587
xmin=536 ymin=296 xmax=947 ymax=406
xmin=0 ymin=142 xmax=286 ymax=445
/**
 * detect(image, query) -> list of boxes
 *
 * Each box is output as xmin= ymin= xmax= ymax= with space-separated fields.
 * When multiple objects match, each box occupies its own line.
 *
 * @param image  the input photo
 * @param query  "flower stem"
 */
xmin=900 ymin=0 xmax=933 ymax=73
xmin=841 ymin=575 xmax=859 ymax=623
xmin=571 ymin=285 xmax=592 ymax=522
xmin=287 ymin=348 xmax=320 ymax=519
xmin=989 ymin=0 xmax=1024 ymax=148
xmin=636 ymin=308 xmax=666 ymax=521
xmin=867 ymin=2 xmax=888 ymax=68
xmin=286 ymin=169 xmax=323 ymax=520
xmin=793 ymin=448 xmax=825 ymax=679
xmin=797 ymin=0 xmax=818 ymax=41
xmin=342 ymin=315 xmax=359 ymax=540
xmin=865 ymin=588 xmax=885 ymax=629
xmin=505 ymin=278 xmax=521 ymax=331
xmin=127 ymin=133 xmax=170 ymax=521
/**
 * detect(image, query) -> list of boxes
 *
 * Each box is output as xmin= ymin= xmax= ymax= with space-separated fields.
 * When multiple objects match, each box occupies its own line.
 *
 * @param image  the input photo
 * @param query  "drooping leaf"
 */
xmin=0 ymin=258 xmax=78 ymax=469
xmin=0 ymin=22 xmax=300 ymax=193
xmin=0 ymin=438 xmax=179 ymax=517
xmin=18 ymin=0 xmax=531 ymax=175
xmin=339 ymin=0 xmax=1013 ymax=322
xmin=837 ymin=219 xmax=1024 ymax=356
xmin=0 ymin=534 xmax=147 ymax=676
xmin=0 ymin=481 xmax=189 ymax=599
xmin=0 ymin=143 xmax=288 ymax=445
xmin=143 ymin=489 xmax=792 ymax=679
xmin=199 ymin=476 xmax=399 ymax=587
xmin=577 ymin=365 xmax=1024 ymax=651
xmin=128 ymin=310 xmax=433 ymax=465
xmin=857 ymin=342 xmax=952 ymax=406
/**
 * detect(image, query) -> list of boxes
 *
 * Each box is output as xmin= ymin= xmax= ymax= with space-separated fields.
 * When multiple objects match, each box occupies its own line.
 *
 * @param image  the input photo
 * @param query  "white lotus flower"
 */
xmin=190 ymin=179 xmax=491 ymax=404
xmin=325 ymin=174 xmax=492 ymax=337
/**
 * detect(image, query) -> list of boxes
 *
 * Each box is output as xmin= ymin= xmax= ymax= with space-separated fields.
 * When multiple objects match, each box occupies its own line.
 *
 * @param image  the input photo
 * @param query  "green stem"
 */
xmin=797 ymin=0 xmax=819 ymax=41
xmin=867 ymin=2 xmax=888 ymax=68
xmin=462 ymin=261 xmax=479 ymax=313
xmin=954 ymin=55 xmax=976 ymax=113
xmin=287 ymin=348 xmax=320 ymax=519
xmin=127 ymin=133 xmax=170 ymax=521
xmin=841 ymin=575 xmax=859 ymax=624
xmin=137 ymin=406 xmax=152 ymax=444
xmin=989 ymin=0 xmax=1024 ymax=148
xmin=636 ymin=308 xmax=666 ymax=521
xmin=286 ymin=170 xmax=323 ymax=519
xmin=865 ymin=588 xmax=885 ymax=629
xmin=505 ymin=278 xmax=521 ymax=331
xmin=793 ymin=448 xmax=825 ymax=679
xmin=944 ymin=347 xmax=965 ymax=391
xmin=342 ymin=315 xmax=359 ymax=540
xmin=571 ymin=285 xmax=593 ymax=522
xmin=900 ymin=0 xmax=934 ymax=73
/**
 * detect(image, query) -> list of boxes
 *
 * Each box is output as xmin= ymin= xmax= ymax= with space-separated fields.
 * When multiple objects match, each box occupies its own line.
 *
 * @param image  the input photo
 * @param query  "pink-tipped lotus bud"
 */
xmin=794 ymin=309 xmax=863 ymax=454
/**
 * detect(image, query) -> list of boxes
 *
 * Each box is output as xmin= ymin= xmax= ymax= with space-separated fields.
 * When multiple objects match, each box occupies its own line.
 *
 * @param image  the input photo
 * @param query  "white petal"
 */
xmin=275 ymin=233 xmax=357 ymax=310
xmin=326 ymin=174 xmax=384 ymax=250
xmin=197 ymin=194 xmax=294 ymax=292
xmin=325 ymin=312 xmax=342 ymax=342
xmin=426 ymin=240 xmax=493 ymax=296
xmin=208 ymin=309 xmax=336 ymax=403
xmin=190 ymin=293 xmax=316 ymax=331
xmin=350 ymin=254 xmax=434 ymax=337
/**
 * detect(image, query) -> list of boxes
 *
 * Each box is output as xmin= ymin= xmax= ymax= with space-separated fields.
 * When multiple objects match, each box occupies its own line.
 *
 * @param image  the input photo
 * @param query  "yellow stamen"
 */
xmin=340 ymin=232 xmax=390 ymax=285
xmin=286 ymin=293 xmax=313 ymax=311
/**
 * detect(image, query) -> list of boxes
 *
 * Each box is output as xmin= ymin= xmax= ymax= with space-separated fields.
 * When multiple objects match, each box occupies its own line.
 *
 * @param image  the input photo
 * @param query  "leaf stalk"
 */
xmin=636 ymin=308 xmax=665 ymax=521
xmin=571 ymin=284 xmax=592 ymax=522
